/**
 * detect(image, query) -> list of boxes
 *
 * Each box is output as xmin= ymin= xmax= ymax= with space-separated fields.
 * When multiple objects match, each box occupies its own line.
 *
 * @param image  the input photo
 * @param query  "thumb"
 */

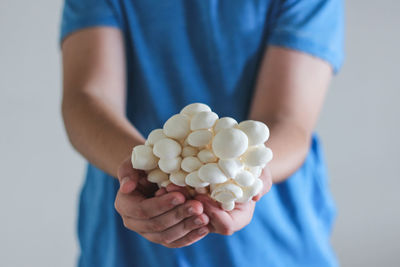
xmin=117 ymin=157 xmax=140 ymax=194
xmin=119 ymin=176 xmax=138 ymax=194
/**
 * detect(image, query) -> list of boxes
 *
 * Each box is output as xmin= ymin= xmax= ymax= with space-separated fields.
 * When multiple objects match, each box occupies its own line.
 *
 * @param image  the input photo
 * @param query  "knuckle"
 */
xmin=160 ymin=234 xmax=173 ymax=245
xmin=136 ymin=206 xmax=150 ymax=219
xmin=220 ymin=225 xmax=234 ymax=236
xmin=175 ymin=205 xmax=186 ymax=219
xmin=147 ymin=221 xmax=163 ymax=232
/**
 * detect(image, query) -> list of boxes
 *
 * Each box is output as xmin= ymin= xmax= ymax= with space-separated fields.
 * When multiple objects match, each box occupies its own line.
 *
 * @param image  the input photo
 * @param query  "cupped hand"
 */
xmin=114 ymin=157 xmax=210 ymax=248
xmin=194 ymin=166 xmax=273 ymax=235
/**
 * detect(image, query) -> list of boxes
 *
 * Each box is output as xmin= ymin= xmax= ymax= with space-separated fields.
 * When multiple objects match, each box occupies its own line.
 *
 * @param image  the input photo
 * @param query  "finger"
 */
xmin=115 ymin=190 xmax=146 ymax=217
xmin=144 ymin=213 xmax=209 ymax=245
xmin=194 ymin=194 xmax=234 ymax=235
xmin=134 ymin=192 xmax=186 ymax=219
xmin=155 ymin=187 xmax=167 ymax=197
xmin=166 ymin=226 xmax=209 ymax=248
xmin=136 ymin=200 xmax=203 ymax=233
xmin=166 ymin=184 xmax=192 ymax=199
xmin=117 ymin=162 xmax=143 ymax=194
xmin=119 ymin=176 xmax=138 ymax=194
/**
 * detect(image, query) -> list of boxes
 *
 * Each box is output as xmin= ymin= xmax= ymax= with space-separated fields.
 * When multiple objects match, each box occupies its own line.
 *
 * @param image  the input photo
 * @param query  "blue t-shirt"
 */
xmin=60 ymin=1 xmax=344 ymax=266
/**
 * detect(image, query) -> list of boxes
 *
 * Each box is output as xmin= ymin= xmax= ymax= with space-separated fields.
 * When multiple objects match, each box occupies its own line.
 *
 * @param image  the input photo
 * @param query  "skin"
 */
xmin=62 ymin=27 xmax=332 ymax=245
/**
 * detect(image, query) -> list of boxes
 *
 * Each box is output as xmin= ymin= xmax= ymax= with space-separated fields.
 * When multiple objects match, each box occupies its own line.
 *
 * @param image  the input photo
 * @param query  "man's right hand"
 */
xmin=114 ymin=157 xmax=210 ymax=248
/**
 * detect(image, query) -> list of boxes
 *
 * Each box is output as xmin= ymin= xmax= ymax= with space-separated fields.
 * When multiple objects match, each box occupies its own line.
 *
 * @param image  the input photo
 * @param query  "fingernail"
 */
xmin=121 ymin=176 xmax=130 ymax=186
xmin=172 ymin=198 xmax=181 ymax=205
xmin=194 ymin=218 xmax=203 ymax=225
xmin=187 ymin=207 xmax=194 ymax=215
xmin=198 ymin=227 xmax=208 ymax=235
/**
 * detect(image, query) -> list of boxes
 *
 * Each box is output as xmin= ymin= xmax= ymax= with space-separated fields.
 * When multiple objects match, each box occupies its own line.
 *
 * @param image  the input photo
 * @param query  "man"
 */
xmin=61 ymin=0 xmax=343 ymax=266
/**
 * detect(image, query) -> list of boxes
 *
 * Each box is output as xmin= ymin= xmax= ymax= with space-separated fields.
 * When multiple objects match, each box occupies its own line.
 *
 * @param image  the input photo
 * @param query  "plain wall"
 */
xmin=0 ymin=0 xmax=399 ymax=266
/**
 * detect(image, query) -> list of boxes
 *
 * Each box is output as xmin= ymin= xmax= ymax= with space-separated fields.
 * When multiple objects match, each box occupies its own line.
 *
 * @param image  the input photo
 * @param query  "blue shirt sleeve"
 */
xmin=268 ymin=0 xmax=344 ymax=73
xmin=60 ymin=0 xmax=121 ymax=43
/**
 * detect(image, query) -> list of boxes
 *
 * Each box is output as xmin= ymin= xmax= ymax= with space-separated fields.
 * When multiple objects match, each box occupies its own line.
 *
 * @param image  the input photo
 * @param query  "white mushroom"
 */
xmin=181 ymin=146 xmax=198 ymax=157
xmin=211 ymin=182 xmax=243 ymax=200
xmin=214 ymin=117 xmax=238 ymax=133
xmin=187 ymin=130 xmax=213 ymax=147
xmin=158 ymin=157 xmax=182 ymax=173
xmin=236 ymin=178 xmax=263 ymax=203
xmin=190 ymin=111 xmax=219 ymax=130
xmin=234 ymin=169 xmax=255 ymax=187
xmin=147 ymin=169 xmax=169 ymax=183
xmin=197 ymin=149 xmax=218 ymax=163
xmin=212 ymin=128 xmax=248 ymax=159
xmin=214 ymin=191 xmax=236 ymax=203
xmin=238 ymin=120 xmax=270 ymax=146
xmin=163 ymin=114 xmax=191 ymax=140
xmin=198 ymin=163 xmax=228 ymax=184
xmin=169 ymin=170 xmax=187 ymax=187
xmin=181 ymin=156 xmax=203 ymax=172
xmin=221 ymin=201 xmax=235 ymax=211
xmin=153 ymin=138 xmax=182 ymax=159
xmin=218 ymin=158 xmax=243 ymax=178
xmin=242 ymin=145 xmax=273 ymax=167
xmin=145 ymin=129 xmax=167 ymax=146
xmin=131 ymin=145 xmax=158 ymax=170
xmin=248 ymin=178 xmax=264 ymax=196
xmin=180 ymin=103 xmax=211 ymax=117
xmin=246 ymin=166 xmax=263 ymax=178
xmin=195 ymin=187 xmax=208 ymax=194
xmin=160 ymin=180 xmax=172 ymax=187
xmin=185 ymin=171 xmax=210 ymax=187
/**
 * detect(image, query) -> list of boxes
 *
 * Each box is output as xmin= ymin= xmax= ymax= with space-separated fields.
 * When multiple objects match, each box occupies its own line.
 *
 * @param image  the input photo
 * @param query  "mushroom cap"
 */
xmin=185 ymin=171 xmax=210 ymax=187
xmin=197 ymin=149 xmax=217 ymax=163
xmin=153 ymin=138 xmax=182 ymax=159
xmin=211 ymin=182 xmax=243 ymax=199
xmin=235 ymin=190 xmax=252 ymax=203
xmin=163 ymin=114 xmax=190 ymax=140
xmin=238 ymin=120 xmax=269 ymax=146
xmin=198 ymin=163 xmax=228 ymax=184
xmin=195 ymin=187 xmax=208 ymax=194
xmin=180 ymin=103 xmax=211 ymax=117
xmin=160 ymin=180 xmax=172 ymax=188
xmin=218 ymin=158 xmax=243 ymax=178
xmin=187 ymin=130 xmax=213 ymax=147
xmin=214 ymin=191 xmax=236 ymax=203
xmin=131 ymin=145 xmax=158 ymax=170
xmin=212 ymin=128 xmax=248 ymax=159
xmin=234 ymin=169 xmax=255 ymax=187
xmin=248 ymin=178 xmax=263 ymax=197
xmin=158 ymin=157 xmax=182 ymax=173
xmin=145 ymin=129 xmax=167 ymax=146
xmin=246 ymin=166 xmax=263 ymax=178
xmin=214 ymin=117 xmax=238 ymax=133
xmin=242 ymin=145 xmax=273 ymax=167
xmin=236 ymin=178 xmax=263 ymax=203
xmin=181 ymin=146 xmax=198 ymax=157
xmin=169 ymin=170 xmax=188 ymax=187
xmin=190 ymin=111 xmax=219 ymax=130
xmin=181 ymin=156 xmax=203 ymax=173
xmin=221 ymin=201 xmax=235 ymax=211
xmin=147 ymin=168 xmax=169 ymax=183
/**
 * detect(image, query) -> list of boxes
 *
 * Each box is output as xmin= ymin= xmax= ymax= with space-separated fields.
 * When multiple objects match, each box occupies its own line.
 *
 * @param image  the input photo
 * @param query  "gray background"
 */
xmin=0 ymin=0 xmax=399 ymax=266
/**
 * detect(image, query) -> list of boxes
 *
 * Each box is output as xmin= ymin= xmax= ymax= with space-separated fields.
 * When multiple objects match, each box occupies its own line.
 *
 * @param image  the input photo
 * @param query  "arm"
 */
xmin=249 ymin=46 xmax=332 ymax=183
xmin=196 ymin=46 xmax=332 ymax=235
xmin=62 ymin=27 xmax=143 ymax=177
xmin=62 ymin=27 xmax=209 ymax=247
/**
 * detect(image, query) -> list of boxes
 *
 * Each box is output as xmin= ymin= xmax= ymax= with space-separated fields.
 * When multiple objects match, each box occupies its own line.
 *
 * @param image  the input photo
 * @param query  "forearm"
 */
xmin=62 ymin=91 xmax=145 ymax=177
xmin=250 ymin=115 xmax=310 ymax=183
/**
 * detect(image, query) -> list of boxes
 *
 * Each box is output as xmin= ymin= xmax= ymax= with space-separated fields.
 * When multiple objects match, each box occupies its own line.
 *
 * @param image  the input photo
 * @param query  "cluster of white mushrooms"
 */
xmin=131 ymin=103 xmax=273 ymax=211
